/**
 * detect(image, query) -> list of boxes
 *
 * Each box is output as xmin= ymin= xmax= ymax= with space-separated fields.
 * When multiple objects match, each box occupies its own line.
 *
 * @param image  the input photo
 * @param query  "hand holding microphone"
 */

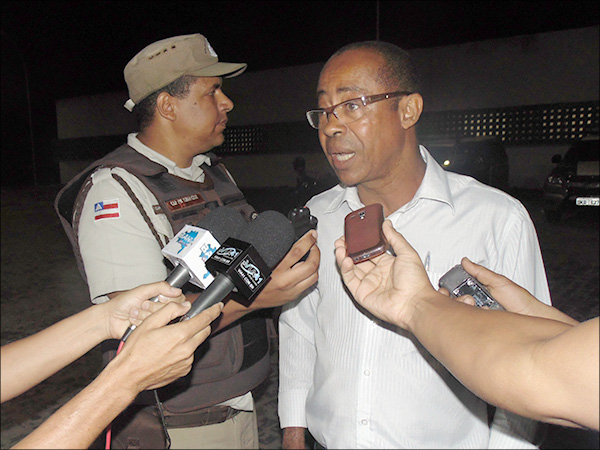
xmin=182 ymin=210 xmax=297 ymax=320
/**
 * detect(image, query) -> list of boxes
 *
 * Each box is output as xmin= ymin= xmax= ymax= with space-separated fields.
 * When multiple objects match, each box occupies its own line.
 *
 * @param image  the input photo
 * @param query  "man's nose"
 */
xmin=218 ymin=90 xmax=234 ymax=112
xmin=321 ymin=111 xmax=346 ymax=137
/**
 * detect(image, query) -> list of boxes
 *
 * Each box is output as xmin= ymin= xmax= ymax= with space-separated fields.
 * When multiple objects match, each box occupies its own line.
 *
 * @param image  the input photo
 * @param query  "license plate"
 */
xmin=576 ymin=197 xmax=599 ymax=206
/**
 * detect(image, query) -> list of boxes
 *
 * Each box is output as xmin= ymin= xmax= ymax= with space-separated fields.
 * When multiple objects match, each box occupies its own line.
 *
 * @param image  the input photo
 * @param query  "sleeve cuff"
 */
xmin=277 ymin=389 xmax=309 ymax=429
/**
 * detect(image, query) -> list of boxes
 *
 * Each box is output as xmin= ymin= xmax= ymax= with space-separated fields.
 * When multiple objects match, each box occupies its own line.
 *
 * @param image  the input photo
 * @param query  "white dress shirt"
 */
xmin=279 ymin=146 xmax=551 ymax=449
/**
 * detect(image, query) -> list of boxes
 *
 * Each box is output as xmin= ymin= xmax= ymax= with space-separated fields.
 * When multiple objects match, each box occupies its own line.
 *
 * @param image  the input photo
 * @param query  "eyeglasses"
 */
xmin=306 ymin=91 xmax=412 ymax=130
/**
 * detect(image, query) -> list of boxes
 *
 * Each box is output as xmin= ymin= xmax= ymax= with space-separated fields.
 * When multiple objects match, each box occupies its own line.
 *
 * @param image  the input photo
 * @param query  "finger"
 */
xmin=139 ymin=292 xmax=185 ymax=315
xmin=334 ymin=236 xmax=346 ymax=252
xmin=339 ymin=254 xmax=361 ymax=288
xmin=136 ymin=301 xmax=192 ymax=331
xmin=280 ymin=230 xmax=318 ymax=267
xmin=334 ymin=243 xmax=347 ymax=268
xmin=455 ymin=294 xmax=476 ymax=306
xmin=176 ymin=302 xmax=223 ymax=345
xmin=292 ymin=239 xmax=320 ymax=269
xmin=130 ymin=281 xmax=183 ymax=302
xmin=176 ymin=302 xmax=223 ymax=333
xmin=381 ymin=221 xmax=418 ymax=260
xmin=461 ymin=257 xmax=508 ymax=288
xmin=155 ymin=292 xmax=187 ymax=304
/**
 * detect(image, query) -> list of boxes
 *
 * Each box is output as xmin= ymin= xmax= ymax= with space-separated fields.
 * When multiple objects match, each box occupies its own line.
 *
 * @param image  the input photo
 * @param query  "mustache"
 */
xmin=325 ymin=137 xmax=357 ymax=154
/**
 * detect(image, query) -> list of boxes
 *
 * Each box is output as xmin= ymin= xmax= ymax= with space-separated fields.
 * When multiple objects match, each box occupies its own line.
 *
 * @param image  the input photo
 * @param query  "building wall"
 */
xmin=55 ymin=26 xmax=599 ymax=189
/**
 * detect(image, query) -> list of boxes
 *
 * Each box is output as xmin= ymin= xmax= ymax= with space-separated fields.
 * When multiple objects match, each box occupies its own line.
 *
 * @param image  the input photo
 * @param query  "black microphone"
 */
xmin=181 ymin=210 xmax=296 ymax=320
xmin=148 ymin=207 xmax=246 ymax=302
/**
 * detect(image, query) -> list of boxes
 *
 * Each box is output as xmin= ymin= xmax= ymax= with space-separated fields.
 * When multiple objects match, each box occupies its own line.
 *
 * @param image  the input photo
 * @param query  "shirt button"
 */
xmin=363 ymin=369 xmax=370 ymax=376
xmin=361 ymin=419 xmax=368 ymax=426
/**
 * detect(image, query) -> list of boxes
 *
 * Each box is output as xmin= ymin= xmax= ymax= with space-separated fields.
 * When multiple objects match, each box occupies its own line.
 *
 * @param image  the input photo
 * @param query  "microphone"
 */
xmin=181 ymin=210 xmax=296 ymax=320
xmin=148 ymin=207 xmax=246 ymax=302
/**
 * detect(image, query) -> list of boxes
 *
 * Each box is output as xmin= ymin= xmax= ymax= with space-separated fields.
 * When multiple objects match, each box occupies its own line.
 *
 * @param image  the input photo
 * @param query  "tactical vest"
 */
xmin=55 ymin=144 xmax=271 ymax=416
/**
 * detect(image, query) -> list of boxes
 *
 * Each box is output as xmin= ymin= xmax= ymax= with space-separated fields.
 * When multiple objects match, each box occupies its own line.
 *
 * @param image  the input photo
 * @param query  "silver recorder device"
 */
xmin=439 ymin=264 xmax=503 ymax=310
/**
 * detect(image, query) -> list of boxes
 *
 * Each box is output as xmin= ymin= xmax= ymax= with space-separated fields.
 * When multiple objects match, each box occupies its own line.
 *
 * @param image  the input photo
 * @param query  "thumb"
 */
xmin=382 ymin=220 xmax=418 ymax=259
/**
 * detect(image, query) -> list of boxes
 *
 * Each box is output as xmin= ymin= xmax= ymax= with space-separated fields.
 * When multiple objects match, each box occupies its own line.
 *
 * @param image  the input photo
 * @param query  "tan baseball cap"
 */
xmin=123 ymin=33 xmax=247 ymax=111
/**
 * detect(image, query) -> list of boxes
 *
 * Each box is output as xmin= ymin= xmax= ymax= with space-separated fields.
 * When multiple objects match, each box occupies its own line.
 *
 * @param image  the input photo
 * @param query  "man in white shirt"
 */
xmin=278 ymin=40 xmax=550 ymax=449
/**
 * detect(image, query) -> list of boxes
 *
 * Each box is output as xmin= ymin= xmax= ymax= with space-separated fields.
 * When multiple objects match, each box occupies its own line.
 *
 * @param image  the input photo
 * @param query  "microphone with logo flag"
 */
xmin=181 ymin=210 xmax=296 ymax=320
xmin=147 ymin=206 xmax=247 ymax=302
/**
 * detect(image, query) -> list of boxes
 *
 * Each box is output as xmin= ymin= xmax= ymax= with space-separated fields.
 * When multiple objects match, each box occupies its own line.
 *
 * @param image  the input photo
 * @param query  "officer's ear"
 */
xmin=399 ymin=93 xmax=423 ymax=130
xmin=155 ymin=92 xmax=177 ymax=122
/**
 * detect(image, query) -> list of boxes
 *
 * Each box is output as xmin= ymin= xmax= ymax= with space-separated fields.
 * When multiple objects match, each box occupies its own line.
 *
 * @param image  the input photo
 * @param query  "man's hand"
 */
xmin=251 ymin=230 xmax=320 ymax=310
xmin=335 ymin=220 xmax=437 ymax=329
xmin=461 ymin=258 xmax=578 ymax=325
xmin=102 ymin=282 xmax=186 ymax=341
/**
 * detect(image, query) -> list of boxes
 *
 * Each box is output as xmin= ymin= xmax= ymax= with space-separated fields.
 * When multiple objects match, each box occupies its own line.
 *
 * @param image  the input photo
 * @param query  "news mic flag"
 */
xmin=182 ymin=210 xmax=296 ymax=319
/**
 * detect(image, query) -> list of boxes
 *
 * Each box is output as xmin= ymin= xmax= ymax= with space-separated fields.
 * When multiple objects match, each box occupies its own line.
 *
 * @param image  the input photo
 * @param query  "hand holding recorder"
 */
xmin=344 ymin=203 xmax=388 ymax=263
xmin=335 ymin=221 xmax=598 ymax=431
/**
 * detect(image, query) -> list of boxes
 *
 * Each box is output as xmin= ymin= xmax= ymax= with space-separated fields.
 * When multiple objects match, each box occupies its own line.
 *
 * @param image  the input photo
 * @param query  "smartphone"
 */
xmin=288 ymin=206 xmax=318 ymax=240
xmin=287 ymin=207 xmax=318 ymax=262
xmin=344 ymin=203 xmax=387 ymax=263
xmin=439 ymin=264 xmax=504 ymax=310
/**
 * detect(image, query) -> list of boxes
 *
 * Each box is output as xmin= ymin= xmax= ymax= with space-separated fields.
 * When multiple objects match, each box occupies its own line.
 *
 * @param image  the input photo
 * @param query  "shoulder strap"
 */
xmin=111 ymin=173 xmax=165 ymax=249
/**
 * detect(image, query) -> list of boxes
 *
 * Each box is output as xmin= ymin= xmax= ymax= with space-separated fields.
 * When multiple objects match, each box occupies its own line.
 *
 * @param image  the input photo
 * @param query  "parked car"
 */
xmin=422 ymin=136 xmax=510 ymax=192
xmin=542 ymin=134 xmax=600 ymax=222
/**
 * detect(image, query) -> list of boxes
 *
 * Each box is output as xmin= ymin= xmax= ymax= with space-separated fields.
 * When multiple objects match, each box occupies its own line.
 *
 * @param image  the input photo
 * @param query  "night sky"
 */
xmin=2 ymin=0 xmax=599 ymax=184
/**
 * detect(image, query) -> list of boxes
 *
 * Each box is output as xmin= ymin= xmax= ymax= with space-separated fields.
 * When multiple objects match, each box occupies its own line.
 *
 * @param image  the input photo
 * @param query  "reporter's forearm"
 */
xmin=1 ymin=304 xmax=108 ymax=403
xmin=407 ymin=292 xmax=573 ymax=419
xmin=522 ymin=300 xmax=579 ymax=325
xmin=11 ymin=362 xmax=138 ymax=449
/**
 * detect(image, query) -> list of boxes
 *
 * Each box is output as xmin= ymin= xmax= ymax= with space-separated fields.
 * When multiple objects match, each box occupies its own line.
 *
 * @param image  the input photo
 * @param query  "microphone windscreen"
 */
xmin=238 ymin=210 xmax=295 ymax=268
xmin=197 ymin=206 xmax=247 ymax=243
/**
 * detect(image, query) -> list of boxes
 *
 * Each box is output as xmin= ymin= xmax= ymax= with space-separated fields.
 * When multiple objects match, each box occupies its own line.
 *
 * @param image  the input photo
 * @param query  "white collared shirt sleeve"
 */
xmin=78 ymin=167 xmax=172 ymax=302
xmin=278 ymin=288 xmax=318 ymax=428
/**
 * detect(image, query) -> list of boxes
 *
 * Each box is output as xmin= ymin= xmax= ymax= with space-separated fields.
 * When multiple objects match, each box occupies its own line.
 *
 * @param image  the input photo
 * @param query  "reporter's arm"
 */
xmin=11 ymin=301 xmax=223 ymax=449
xmin=336 ymin=221 xmax=599 ymax=430
xmin=406 ymin=290 xmax=598 ymax=429
xmin=461 ymin=257 xmax=579 ymax=325
xmin=1 ymin=282 xmax=183 ymax=403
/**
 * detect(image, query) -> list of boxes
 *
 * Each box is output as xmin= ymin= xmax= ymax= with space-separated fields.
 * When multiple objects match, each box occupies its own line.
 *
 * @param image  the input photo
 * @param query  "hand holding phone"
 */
xmin=439 ymin=264 xmax=504 ymax=310
xmin=344 ymin=203 xmax=388 ymax=263
xmin=288 ymin=207 xmax=318 ymax=240
xmin=288 ymin=207 xmax=318 ymax=262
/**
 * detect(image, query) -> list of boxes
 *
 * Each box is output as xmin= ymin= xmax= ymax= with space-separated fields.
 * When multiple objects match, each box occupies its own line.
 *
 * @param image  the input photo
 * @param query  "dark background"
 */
xmin=1 ymin=2 xmax=598 ymax=448
xmin=2 ymin=0 xmax=599 ymax=185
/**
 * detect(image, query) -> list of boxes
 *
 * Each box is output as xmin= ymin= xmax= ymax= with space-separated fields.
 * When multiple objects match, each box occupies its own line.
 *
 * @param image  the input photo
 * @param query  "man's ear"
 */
xmin=399 ymin=93 xmax=423 ymax=130
xmin=155 ymin=92 xmax=177 ymax=121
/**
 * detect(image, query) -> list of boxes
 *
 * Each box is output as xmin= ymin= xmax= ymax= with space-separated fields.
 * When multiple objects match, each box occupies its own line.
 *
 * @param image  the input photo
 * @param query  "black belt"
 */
xmin=163 ymin=406 xmax=242 ymax=428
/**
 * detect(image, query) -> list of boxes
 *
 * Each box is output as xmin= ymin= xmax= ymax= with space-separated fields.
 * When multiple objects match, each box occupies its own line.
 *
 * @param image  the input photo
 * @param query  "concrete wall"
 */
xmin=56 ymin=26 xmax=599 ymax=189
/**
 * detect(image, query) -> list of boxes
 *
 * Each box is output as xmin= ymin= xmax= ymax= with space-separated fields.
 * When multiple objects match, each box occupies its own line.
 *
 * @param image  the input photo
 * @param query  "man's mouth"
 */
xmin=332 ymin=152 xmax=355 ymax=162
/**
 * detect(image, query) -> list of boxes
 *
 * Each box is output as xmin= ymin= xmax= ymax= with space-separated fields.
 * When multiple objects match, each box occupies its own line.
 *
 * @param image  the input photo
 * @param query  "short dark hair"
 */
xmin=134 ymin=75 xmax=198 ymax=131
xmin=326 ymin=41 xmax=421 ymax=94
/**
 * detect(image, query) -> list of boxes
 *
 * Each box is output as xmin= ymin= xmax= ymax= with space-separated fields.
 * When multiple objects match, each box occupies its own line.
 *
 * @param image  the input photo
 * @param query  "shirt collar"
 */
xmin=323 ymin=145 xmax=455 ymax=215
xmin=127 ymin=133 xmax=212 ymax=182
